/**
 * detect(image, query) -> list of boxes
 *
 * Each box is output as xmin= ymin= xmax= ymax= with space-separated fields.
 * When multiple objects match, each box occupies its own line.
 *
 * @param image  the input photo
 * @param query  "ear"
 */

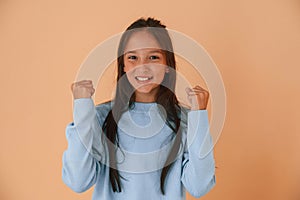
xmin=165 ymin=66 xmax=170 ymax=73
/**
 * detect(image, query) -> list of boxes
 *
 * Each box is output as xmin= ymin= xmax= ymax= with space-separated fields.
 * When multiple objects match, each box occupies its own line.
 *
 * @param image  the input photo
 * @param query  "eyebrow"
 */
xmin=124 ymin=49 xmax=164 ymax=54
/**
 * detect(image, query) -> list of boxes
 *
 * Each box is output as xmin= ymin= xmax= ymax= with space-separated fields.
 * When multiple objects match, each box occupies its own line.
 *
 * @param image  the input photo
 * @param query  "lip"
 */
xmin=134 ymin=76 xmax=153 ymax=84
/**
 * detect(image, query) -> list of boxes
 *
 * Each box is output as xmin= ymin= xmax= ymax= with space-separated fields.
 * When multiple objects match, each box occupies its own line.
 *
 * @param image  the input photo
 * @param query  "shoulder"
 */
xmin=94 ymin=100 xmax=113 ymax=123
xmin=95 ymin=100 xmax=113 ymax=112
xmin=178 ymin=103 xmax=191 ymax=125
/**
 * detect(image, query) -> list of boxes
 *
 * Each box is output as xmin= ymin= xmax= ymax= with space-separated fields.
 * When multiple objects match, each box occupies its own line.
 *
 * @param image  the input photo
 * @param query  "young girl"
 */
xmin=62 ymin=17 xmax=216 ymax=200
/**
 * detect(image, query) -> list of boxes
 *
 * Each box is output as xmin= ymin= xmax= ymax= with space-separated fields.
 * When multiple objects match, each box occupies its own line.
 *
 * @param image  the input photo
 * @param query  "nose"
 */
xmin=137 ymin=56 xmax=149 ymax=66
xmin=135 ymin=57 xmax=151 ymax=71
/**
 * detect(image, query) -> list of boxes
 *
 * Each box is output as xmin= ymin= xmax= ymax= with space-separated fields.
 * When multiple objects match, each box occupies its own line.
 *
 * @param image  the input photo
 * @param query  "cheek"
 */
xmin=123 ymin=60 xmax=133 ymax=73
xmin=124 ymin=60 xmax=130 ymax=72
xmin=158 ymin=72 xmax=166 ymax=81
xmin=124 ymin=63 xmax=135 ymax=80
xmin=123 ymin=63 xmax=129 ymax=73
xmin=154 ymin=66 xmax=167 ymax=79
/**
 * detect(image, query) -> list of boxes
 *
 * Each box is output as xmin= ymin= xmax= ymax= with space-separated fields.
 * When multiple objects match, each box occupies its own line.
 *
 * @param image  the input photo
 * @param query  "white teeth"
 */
xmin=135 ymin=76 xmax=151 ymax=81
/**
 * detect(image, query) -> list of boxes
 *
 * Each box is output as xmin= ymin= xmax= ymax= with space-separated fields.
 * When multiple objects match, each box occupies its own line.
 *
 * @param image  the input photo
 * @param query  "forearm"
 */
xmin=181 ymin=110 xmax=216 ymax=198
xmin=62 ymin=98 xmax=104 ymax=192
xmin=62 ymin=123 xmax=100 ymax=193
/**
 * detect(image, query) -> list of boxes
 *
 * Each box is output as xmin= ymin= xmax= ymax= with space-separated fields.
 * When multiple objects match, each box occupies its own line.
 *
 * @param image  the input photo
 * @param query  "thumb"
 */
xmin=185 ymin=87 xmax=193 ymax=94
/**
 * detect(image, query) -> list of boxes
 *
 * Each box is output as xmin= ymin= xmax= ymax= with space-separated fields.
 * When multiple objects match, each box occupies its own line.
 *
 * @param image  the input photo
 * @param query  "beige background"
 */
xmin=1 ymin=0 xmax=300 ymax=199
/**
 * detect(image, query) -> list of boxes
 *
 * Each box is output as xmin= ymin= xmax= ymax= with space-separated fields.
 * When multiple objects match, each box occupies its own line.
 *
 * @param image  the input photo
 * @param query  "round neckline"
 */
xmin=130 ymin=101 xmax=158 ymax=112
xmin=134 ymin=101 xmax=157 ymax=105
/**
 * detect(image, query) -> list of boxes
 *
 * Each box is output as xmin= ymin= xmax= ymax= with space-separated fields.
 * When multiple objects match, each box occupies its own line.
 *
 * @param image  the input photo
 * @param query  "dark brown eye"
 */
xmin=128 ymin=55 xmax=137 ymax=60
xmin=149 ymin=55 xmax=159 ymax=60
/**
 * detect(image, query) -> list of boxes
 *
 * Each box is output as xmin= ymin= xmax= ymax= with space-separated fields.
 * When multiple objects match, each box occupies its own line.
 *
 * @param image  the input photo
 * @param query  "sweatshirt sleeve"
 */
xmin=62 ymin=98 xmax=106 ymax=193
xmin=181 ymin=110 xmax=216 ymax=198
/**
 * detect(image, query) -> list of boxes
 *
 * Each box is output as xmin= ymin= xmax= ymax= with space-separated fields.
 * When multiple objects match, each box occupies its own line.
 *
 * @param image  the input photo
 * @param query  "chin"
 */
xmin=136 ymin=87 xmax=154 ymax=94
xmin=135 ymin=84 xmax=159 ymax=94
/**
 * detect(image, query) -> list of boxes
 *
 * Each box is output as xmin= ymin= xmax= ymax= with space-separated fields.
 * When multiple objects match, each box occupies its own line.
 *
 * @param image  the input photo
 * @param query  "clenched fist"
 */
xmin=71 ymin=80 xmax=95 ymax=99
xmin=186 ymin=85 xmax=209 ymax=110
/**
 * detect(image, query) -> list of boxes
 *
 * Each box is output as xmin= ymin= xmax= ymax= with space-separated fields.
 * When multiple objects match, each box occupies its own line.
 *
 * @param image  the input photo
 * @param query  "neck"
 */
xmin=135 ymin=92 xmax=156 ymax=103
xmin=134 ymin=89 xmax=159 ymax=103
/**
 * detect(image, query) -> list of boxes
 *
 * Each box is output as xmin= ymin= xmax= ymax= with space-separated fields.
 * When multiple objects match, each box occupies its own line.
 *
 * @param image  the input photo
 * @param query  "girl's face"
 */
xmin=123 ymin=31 xmax=168 ymax=102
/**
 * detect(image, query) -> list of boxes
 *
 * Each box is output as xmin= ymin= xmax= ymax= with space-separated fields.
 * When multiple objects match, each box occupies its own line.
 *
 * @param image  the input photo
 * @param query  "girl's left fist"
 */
xmin=185 ymin=85 xmax=209 ymax=110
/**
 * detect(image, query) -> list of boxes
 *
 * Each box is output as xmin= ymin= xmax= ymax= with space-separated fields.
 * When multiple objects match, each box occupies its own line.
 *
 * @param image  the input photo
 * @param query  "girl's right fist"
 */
xmin=71 ymin=80 xmax=95 ymax=99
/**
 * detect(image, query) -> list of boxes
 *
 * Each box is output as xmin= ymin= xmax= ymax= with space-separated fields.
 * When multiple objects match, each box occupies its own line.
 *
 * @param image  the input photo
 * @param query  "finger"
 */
xmin=79 ymin=79 xmax=92 ymax=82
xmin=188 ymin=93 xmax=208 ymax=100
xmin=185 ymin=87 xmax=197 ymax=96
xmin=185 ymin=87 xmax=193 ymax=93
xmin=87 ymin=88 xmax=95 ymax=96
xmin=186 ymin=88 xmax=205 ymax=94
xmin=187 ymin=89 xmax=204 ymax=95
xmin=187 ymin=93 xmax=200 ymax=97
xmin=188 ymin=86 xmax=206 ymax=92
xmin=76 ymin=80 xmax=93 ymax=85
xmin=186 ymin=87 xmax=208 ymax=97
xmin=187 ymin=91 xmax=197 ymax=95
xmin=76 ymin=82 xmax=94 ymax=87
xmin=193 ymin=86 xmax=206 ymax=91
xmin=79 ymin=82 xmax=94 ymax=87
xmin=192 ymin=88 xmax=209 ymax=95
xmin=72 ymin=82 xmax=88 ymax=88
xmin=78 ymin=82 xmax=93 ymax=87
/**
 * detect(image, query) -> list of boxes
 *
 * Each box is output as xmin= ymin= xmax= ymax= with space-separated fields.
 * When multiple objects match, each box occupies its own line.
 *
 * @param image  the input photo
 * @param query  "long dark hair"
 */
xmin=102 ymin=17 xmax=183 ymax=195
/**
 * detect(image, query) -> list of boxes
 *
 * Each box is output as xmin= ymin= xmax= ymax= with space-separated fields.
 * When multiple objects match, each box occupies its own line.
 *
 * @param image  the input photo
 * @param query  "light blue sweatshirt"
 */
xmin=62 ymin=98 xmax=216 ymax=200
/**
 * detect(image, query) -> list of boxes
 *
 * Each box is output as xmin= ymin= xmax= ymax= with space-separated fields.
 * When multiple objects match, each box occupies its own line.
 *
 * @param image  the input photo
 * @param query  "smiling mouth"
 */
xmin=135 ymin=76 xmax=153 ymax=81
